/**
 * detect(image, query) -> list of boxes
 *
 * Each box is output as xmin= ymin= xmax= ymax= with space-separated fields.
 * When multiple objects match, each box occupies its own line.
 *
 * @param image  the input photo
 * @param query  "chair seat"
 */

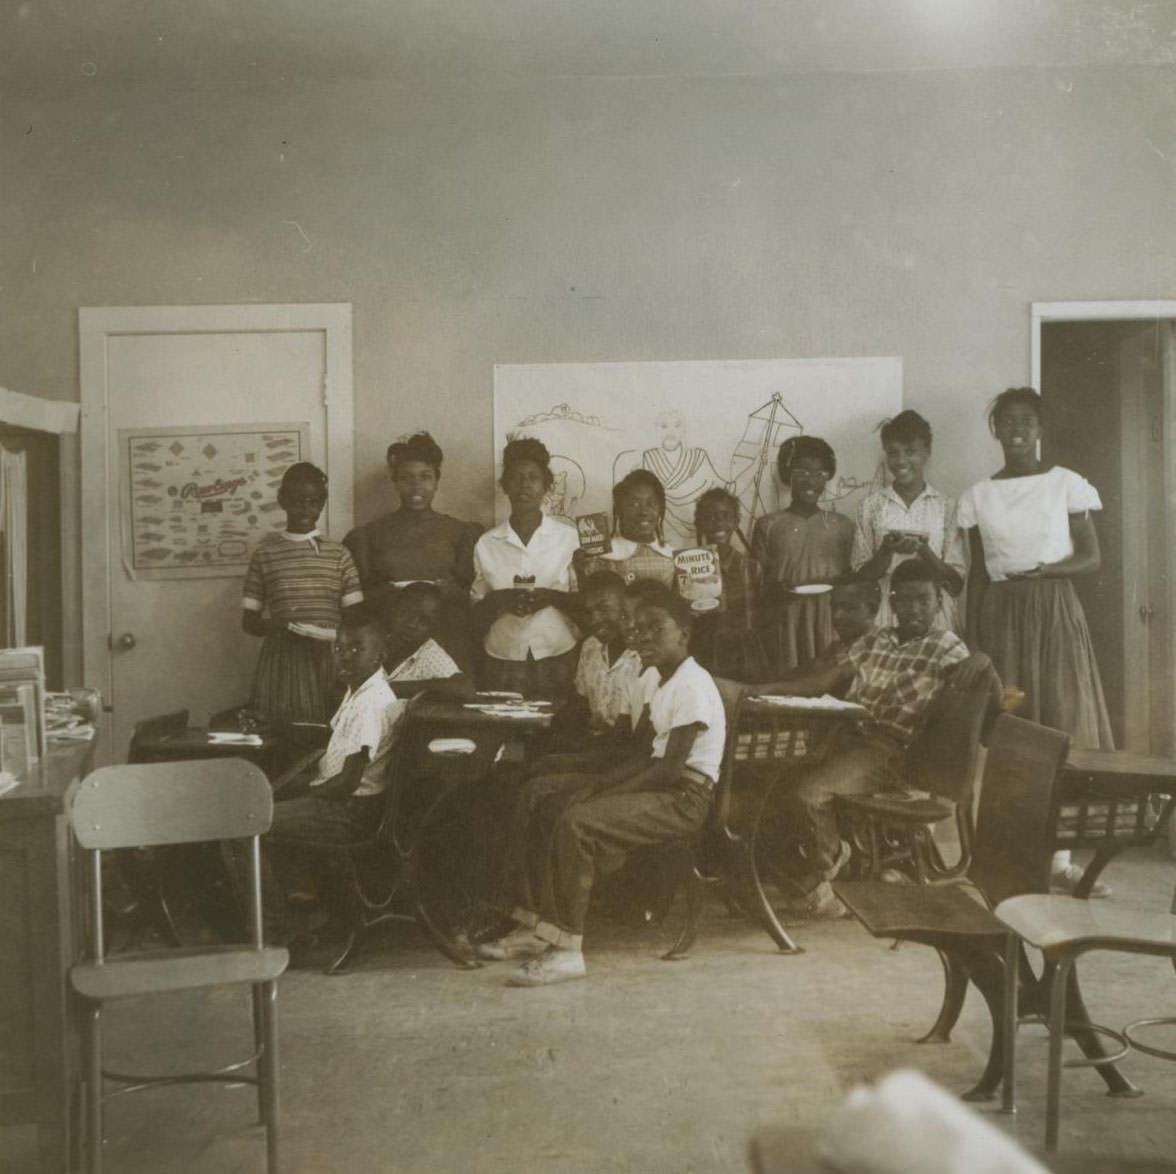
xmin=72 ymin=945 xmax=288 ymax=1001
xmin=835 ymin=880 xmax=1004 ymax=939
xmin=838 ymin=791 xmax=955 ymax=825
xmin=995 ymin=895 xmax=1176 ymax=952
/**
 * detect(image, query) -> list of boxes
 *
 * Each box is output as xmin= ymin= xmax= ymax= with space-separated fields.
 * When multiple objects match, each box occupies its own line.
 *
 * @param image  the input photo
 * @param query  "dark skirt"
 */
xmin=250 ymin=628 xmax=336 ymax=724
xmin=977 ymin=577 xmax=1113 ymax=750
xmin=769 ymin=595 xmax=836 ymax=673
xmin=479 ymin=650 xmax=578 ymax=702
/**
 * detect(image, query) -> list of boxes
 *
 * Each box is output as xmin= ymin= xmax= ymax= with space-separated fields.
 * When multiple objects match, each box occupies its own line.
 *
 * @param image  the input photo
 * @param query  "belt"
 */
xmin=680 ymin=766 xmax=715 ymax=790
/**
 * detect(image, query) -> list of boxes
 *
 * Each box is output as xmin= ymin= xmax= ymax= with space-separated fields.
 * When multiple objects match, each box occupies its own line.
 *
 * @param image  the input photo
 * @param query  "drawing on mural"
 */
xmin=121 ymin=422 xmax=309 ymax=579
xmin=494 ymin=360 xmax=902 ymax=546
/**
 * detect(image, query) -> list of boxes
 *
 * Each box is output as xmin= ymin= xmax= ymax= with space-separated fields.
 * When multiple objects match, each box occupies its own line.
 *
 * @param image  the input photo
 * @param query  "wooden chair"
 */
xmin=997 ymin=867 xmax=1176 ymax=1150
xmin=68 ymin=758 xmax=287 ymax=1174
xmin=836 ymin=680 xmax=993 ymax=883
xmin=834 ymin=712 xmax=1075 ymax=1101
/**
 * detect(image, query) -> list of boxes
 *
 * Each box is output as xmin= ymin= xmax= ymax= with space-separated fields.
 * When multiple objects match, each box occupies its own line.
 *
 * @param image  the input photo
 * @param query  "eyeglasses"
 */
xmin=791 ymin=469 xmax=831 ymax=482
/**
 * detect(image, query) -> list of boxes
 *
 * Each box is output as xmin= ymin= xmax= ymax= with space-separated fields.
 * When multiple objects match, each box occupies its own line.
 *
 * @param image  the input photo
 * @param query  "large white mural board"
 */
xmin=493 ymin=358 xmax=903 ymax=547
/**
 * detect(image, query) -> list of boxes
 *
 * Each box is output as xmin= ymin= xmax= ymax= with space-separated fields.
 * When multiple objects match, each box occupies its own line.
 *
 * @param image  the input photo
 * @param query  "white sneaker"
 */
xmin=506 ymin=947 xmax=587 ymax=987
xmin=1051 ymin=862 xmax=1111 ymax=899
xmin=475 ymin=925 xmax=549 ymax=961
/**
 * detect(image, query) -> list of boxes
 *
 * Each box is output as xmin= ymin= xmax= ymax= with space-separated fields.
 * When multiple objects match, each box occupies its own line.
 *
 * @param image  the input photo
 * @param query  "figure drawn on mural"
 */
xmin=543 ymin=455 xmax=587 ymax=524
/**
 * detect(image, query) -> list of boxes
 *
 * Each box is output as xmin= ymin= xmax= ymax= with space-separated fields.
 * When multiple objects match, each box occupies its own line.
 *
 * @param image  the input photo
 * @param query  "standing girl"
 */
xmin=581 ymin=469 xmax=677 ymax=587
xmin=242 ymin=462 xmax=363 ymax=723
xmin=852 ymin=410 xmax=966 ymax=634
xmin=957 ymin=388 xmax=1113 ymax=893
xmin=751 ymin=437 xmax=854 ymax=669
xmin=471 ymin=437 xmax=581 ymax=699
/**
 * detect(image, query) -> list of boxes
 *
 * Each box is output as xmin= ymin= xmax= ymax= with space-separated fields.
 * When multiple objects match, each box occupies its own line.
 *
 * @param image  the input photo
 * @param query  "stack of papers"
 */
xmin=463 ymin=703 xmax=550 ymax=719
xmin=207 ymin=731 xmax=264 ymax=747
xmin=748 ymin=694 xmax=867 ymax=713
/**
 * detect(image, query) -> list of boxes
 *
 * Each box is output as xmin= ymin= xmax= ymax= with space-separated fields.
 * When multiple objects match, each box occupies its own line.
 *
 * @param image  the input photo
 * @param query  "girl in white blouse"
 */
xmin=957 ymin=388 xmax=1113 ymax=894
xmin=852 ymin=410 xmax=966 ymax=634
xmin=471 ymin=436 xmax=580 ymax=699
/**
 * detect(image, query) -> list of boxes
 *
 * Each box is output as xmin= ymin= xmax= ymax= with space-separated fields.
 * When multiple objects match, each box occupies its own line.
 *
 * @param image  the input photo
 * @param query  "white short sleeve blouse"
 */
xmin=955 ymin=466 xmax=1102 ymax=581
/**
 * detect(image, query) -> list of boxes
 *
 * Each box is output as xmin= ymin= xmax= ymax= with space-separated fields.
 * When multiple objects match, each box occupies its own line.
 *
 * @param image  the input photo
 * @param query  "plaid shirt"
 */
xmin=846 ymin=627 xmax=969 ymax=745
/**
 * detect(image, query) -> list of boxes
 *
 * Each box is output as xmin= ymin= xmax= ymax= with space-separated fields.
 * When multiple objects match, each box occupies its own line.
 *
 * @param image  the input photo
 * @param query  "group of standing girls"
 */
xmin=239 ymin=387 xmax=1115 ymax=786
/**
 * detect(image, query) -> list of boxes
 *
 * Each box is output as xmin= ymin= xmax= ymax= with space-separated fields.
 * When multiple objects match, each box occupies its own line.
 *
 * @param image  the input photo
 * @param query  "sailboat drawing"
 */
xmin=728 ymin=393 xmax=803 ymax=532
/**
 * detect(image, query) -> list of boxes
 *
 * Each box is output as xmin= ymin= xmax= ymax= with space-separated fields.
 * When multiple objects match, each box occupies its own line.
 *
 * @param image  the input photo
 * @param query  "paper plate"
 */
xmin=792 ymin=583 xmax=833 ymax=595
xmin=427 ymin=737 xmax=478 ymax=756
xmin=691 ymin=597 xmax=721 ymax=613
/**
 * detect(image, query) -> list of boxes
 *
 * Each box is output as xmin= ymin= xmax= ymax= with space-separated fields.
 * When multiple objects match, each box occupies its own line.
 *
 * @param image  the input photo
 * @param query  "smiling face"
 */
xmin=883 ymin=439 xmax=930 ymax=490
xmin=501 ymin=458 xmax=550 ymax=512
xmin=890 ymin=580 xmax=940 ymax=641
xmin=278 ymin=478 xmax=327 ymax=533
xmin=831 ymin=584 xmax=878 ymax=645
xmin=633 ymin=603 xmax=691 ymax=672
xmin=696 ymin=495 xmax=738 ymax=550
xmin=391 ymin=458 xmax=438 ymax=512
xmin=618 ymin=483 xmax=662 ymax=544
xmin=789 ymin=456 xmax=831 ymax=507
xmin=992 ymin=402 xmax=1042 ymax=462
xmin=387 ymin=592 xmax=440 ymax=653
xmin=585 ymin=587 xmax=625 ymax=647
xmin=334 ymin=623 xmax=386 ymax=688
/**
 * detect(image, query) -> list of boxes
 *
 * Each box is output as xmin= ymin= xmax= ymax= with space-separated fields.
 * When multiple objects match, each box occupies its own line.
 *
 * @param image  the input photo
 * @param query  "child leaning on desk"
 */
xmin=231 ymin=606 xmax=406 ymax=947
xmin=477 ymin=587 xmax=725 ymax=987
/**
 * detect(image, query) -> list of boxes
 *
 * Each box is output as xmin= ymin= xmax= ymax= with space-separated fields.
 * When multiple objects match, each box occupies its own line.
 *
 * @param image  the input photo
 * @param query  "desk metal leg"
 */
xmin=1001 ymin=932 xmax=1018 ymax=1114
xmin=740 ymin=780 xmax=803 ymax=955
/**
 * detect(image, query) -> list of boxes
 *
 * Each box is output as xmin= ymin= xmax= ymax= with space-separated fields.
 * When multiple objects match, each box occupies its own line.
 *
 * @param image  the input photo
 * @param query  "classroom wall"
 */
xmin=2 ymin=40 xmax=1175 ymax=672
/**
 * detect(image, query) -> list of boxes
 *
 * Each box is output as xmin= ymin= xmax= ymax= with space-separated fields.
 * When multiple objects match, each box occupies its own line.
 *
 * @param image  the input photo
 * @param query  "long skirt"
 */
xmin=250 ymin=628 xmax=336 ymax=724
xmin=770 ymin=595 xmax=835 ymax=673
xmin=977 ymin=577 xmax=1113 ymax=750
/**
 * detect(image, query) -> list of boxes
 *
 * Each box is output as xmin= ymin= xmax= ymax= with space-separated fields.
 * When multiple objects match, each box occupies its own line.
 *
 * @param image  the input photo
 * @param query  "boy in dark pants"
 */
xmin=481 ymin=589 xmax=725 ymax=986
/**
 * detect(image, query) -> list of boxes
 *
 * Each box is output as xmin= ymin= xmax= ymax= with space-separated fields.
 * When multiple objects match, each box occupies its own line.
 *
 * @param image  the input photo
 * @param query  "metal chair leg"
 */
xmin=85 ymin=1004 xmax=103 ymax=1174
xmin=1046 ymin=954 xmax=1073 ymax=1152
xmin=960 ymin=947 xmax=1008 ymax=1103
xmin=1002 ymin=932 xmax=1018 ymax=1115
xmin=260 ymin=980 xmax=280 ymax=1174
xmin=251 ymin=985 xmax=267 ymax=1125
xmin=917 ymin=948 xmax=969 ymax=1043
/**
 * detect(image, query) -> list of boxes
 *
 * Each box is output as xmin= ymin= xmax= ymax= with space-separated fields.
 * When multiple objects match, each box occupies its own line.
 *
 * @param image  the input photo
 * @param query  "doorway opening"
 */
xmin=1033 ymin=302 xmax=1176 ymax=755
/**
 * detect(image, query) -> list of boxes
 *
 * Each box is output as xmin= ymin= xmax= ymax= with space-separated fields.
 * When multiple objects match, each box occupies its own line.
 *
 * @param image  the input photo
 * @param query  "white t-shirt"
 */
xmin=647 ymin=656 xmax=727 ymax=785
xmin=470 ymin=514 xmax=579 ymax=660
xmin=956 ymin=466 xmax=1102 ymax=582
xmin=311 ymin=669 xmax=405 ymax=798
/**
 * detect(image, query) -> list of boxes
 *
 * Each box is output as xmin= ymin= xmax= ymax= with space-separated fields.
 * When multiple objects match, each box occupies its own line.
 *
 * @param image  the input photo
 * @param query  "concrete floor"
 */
xmin=9 ymin=848 xmax=1176 ymax=1173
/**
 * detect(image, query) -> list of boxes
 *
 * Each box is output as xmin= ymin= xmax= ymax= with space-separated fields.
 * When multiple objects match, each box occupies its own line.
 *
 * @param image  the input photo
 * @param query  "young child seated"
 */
xmin=380 ymin=581 xmax=469 ymax=696
xmin=768 ymin=559 xmax=1000 ymax=919
xmin=479 ymin=588 xmax=725 ymax=986
xmin=250 ymin=606 xmax=405 ymax=943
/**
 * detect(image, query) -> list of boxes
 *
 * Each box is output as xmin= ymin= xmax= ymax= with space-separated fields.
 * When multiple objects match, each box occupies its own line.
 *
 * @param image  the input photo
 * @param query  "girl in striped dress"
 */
xmin=242 ymin=462 xmax=363 ymax=723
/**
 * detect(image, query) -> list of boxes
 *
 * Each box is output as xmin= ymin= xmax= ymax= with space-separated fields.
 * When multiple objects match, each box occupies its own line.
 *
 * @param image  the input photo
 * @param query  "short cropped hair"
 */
xmin=694 ymin=487 xmax=740 ymax=525
xmin=337 ymin=603 xmax=385 ymax=639
xmin=987 ymin=387 xmax=1043 ymax=435
xmin=387 ymin=431 xmax=443 ymax=474
xmin=777 ymin=435 xmax=837 ymax=481
xmin=636 ymin=586 xmax=695 ymax=632
xmin=879 ymin=410 xmax=932 ymax=449
xmin=890 ymin=559 xmax=940 ymax=590
xmin=279 ymin=461 xmax=328 ymax=496
xmin=581 ymin=570 xmax=627 ymax=599
xmin=500 ymin=435 xmax=554 ymax=491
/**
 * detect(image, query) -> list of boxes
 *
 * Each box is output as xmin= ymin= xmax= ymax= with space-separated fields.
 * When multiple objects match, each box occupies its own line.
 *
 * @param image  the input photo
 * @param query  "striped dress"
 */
xmin=242 ymin=531 xmax=363 ymax=723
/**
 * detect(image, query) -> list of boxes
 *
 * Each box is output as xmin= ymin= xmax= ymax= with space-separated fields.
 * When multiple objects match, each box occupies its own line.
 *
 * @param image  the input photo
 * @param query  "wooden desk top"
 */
xmin=408 ymin=697 xmax=554 ymax=732
xmin=1064 ymin=746 xmax=1176 ymax=784
xmin=0 ymin=736 xmax=94 ymax=818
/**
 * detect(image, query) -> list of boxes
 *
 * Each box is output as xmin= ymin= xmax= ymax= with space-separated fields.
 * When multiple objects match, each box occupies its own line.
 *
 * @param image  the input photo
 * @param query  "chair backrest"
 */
xmin=127 ymin=708 xmax=190 ymax=763
xmin=69 ymin=757 xmax=273 ymax=850
xmin=711 ymin=676 xmax=749 ymax=827
xmin=903 ymin=681 xmax=991 ymax=805
xmin=970 ymin=713 xmax=1071 ymax=906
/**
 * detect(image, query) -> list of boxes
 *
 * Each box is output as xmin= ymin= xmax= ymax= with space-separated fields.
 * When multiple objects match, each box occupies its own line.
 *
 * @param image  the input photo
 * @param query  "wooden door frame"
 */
xmin=77 ymin=302 xmax=354 ymax=727
xmin=1032 ymin=300 xmax=1176 ymax=752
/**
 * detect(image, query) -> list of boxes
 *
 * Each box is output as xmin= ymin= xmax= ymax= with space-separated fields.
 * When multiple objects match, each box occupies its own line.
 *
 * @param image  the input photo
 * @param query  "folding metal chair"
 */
xmin=68 ymin=757 xmax=288 ymax=1174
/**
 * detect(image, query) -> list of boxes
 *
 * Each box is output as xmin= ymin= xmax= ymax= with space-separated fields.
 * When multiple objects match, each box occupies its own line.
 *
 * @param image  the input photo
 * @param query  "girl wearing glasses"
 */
xmin=751 ymin=436 xmax=854 ymax=670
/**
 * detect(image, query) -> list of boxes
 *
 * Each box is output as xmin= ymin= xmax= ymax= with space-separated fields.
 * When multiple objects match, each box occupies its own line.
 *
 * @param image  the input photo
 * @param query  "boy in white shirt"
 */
xmin=481 ymin=588 xmax=724 ymax=986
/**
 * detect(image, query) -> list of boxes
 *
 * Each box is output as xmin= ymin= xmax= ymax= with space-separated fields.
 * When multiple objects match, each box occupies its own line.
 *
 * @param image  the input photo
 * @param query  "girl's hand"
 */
xmin=288 ymin=621 xmax=337 ymax=641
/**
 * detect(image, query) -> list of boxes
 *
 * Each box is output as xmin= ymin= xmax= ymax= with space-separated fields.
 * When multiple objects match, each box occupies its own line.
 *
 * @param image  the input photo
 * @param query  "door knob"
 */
xmin=117 ymin=632 xmax=136 ymax=650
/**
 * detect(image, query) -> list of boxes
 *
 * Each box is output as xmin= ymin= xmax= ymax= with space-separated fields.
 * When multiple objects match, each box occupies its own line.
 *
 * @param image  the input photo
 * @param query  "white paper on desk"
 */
xmin=748 ymin=694 xmax=866 ymax=713
xmin=0 ymin=771 xmax=18 ymax=798
xmin=816 ymin=1069 xmax=1048 ymax=1174
xmin=207 ymin=732 xmax=264 ymax=746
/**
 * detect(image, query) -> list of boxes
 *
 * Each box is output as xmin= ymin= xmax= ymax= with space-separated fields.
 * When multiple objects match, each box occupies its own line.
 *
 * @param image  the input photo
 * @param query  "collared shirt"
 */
xmin=470 ymin=514 xmax=579 ymax=660
xmin=583 ymin=536 xmax=677 ymax=587
xmin=852 ymin=483 xmax=966 ymax=632
xmin=242 ymin=530 xmax=363 ymax=623
xmin=311 ymin=669 xmax=405 ymax=797
xmin=846 ymin=627 xmax=970 ymax=745
xmin=956 ymin=466 xmax=1102 ymax=581
xmin=647 ymin=656 xmax=727 ymax=785
xmin=573 ymin=636 xmax=644 ymax=730
xmin=387 ymin=637 xmax=462 ymax=682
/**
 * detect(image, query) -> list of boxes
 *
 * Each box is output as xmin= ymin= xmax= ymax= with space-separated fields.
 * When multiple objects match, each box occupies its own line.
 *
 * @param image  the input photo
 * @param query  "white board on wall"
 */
xmin=493 ymin=358 xmax=903 ymax=548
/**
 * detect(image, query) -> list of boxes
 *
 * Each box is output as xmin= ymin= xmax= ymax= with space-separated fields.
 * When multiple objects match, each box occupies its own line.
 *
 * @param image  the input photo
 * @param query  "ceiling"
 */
xmin=3 ymin=0 xmax=1175 ymax=89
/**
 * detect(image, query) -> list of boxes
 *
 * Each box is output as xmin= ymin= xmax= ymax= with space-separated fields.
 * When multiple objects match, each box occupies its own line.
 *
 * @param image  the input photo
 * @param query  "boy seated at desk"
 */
xmin=240 ymin=606 xmax=406 ymax=945
xmin=764 ymin=559 xmax=1000 ymax=920
xmin=479 ymin=587 xmax=724 ymax=987
xmin=380 ymin=581 xmax=470 ymax=697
